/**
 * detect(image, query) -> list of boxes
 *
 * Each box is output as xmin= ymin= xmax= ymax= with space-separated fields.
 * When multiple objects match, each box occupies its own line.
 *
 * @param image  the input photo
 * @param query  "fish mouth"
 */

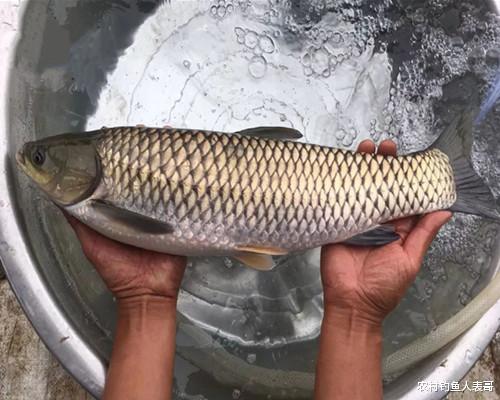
xmin=16 ymin=146 xmax=26 ymax=171
xmin=15 ymin=148 xmax=25 ymax=166
xmin=15 ymin=147 xmax=30 ymax=176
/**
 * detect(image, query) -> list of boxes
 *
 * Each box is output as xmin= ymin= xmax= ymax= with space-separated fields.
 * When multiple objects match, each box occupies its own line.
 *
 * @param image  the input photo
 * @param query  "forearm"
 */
xmin=103 ymin=295 xmax=178 ymax=400
xmin=314 ymin=307 xmax=383 ymax=400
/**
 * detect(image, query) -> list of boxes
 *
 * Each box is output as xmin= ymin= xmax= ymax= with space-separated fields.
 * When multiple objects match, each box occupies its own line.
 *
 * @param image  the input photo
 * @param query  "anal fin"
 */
xmin=235 ymin=245 xmax=288 ymax=256
xmin=233 ymin=252 xmax=274 ymax=271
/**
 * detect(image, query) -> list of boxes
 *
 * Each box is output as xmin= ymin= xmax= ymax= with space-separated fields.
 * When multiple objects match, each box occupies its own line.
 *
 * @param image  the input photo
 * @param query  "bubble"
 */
xmin=336 ymin=129 xmax=346 ymax=140
xmin=223 ymin=258 xmax=233 ymax=269
xmin=450 ymin=36 xmax=464 ymax=47
xmin=227 ymin=4 xmax=234 ymax=13
xmin=183 ymin=60 xmax=191 ymax=69
xmin=301 ymin=53 xmax=311 ymax=67
xmin=486 ymin=48 xmax=500 ymax=66
xmin=244 ymin=30 xmax=259 ymax=49
xmin=248 ymin=56 xmax=267 ymax=79
xmin=259 ymin=35 xmax=275 ymax=53
xmin=352 ymin=45 xmax=363 ymax=57
xmin=468 ymin=47 xmax=485 ymax=68
xmin=235 ymin=26 xmax=245 ymax=43
xmin=232 ymin=389 xmax=241 ymax=399
xmin=217 ymin=5 xmax=226 ymax=18
xmin=342 ymin=133 xmax=355 ymax=147
xmin=247 ymin=353 xmax=256 ymax=363
xmin=210 ymin=5 xmax=217 ymax=15
xmin=413 ymin=9 xmax=425 ymax=24
xmin=458 ymin=283 xmax=471 ymax=306
xmin=311 ymin=47 xmax=330 ymax=75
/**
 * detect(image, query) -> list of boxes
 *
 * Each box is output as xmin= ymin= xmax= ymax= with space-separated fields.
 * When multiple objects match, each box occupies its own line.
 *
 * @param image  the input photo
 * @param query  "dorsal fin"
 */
xmin=234 ymin=127 xmax=302 ymax=140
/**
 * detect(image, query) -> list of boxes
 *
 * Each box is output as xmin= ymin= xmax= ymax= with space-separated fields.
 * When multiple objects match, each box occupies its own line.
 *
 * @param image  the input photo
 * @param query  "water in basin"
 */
xmin=8 ymin=0 xmax=500 ymax=398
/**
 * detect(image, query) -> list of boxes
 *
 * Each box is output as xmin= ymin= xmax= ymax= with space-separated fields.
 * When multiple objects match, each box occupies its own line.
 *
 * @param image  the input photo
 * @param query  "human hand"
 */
xmin=66 ymin=216 xmax=187 ymax=302
xmin=320 ymin=140 xmax=452 ymax=324
xmin=65 ymin=216 xmax=186 ymax=400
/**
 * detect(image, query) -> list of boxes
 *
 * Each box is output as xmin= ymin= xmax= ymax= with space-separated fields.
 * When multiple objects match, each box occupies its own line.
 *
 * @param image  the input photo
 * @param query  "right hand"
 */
xmin=320 ymin=140 xmax=452 ymax=324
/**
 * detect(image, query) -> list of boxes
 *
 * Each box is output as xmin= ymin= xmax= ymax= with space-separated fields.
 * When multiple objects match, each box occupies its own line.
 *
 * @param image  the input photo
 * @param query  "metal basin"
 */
xmin=1 ymin=0 xmax=500 ymax=398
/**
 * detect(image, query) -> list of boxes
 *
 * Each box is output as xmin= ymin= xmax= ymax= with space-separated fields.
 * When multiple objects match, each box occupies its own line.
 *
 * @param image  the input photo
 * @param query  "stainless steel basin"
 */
xmin=1 ymin=1 xmax=500 ymax=399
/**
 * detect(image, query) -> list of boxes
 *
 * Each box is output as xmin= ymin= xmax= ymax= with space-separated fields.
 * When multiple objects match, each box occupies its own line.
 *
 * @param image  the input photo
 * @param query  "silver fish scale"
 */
xmin=96 ymin=127 xmax=456 ymax=252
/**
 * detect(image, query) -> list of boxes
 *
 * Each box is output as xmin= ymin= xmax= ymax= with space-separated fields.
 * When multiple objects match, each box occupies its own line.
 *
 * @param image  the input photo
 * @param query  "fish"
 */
xmin=15 ymin=113 xmax=499 ymax=270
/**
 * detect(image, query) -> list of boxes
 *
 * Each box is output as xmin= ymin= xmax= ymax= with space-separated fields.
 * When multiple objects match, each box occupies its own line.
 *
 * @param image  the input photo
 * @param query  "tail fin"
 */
xmin=432 ymin=112 xmax=500 ymax=221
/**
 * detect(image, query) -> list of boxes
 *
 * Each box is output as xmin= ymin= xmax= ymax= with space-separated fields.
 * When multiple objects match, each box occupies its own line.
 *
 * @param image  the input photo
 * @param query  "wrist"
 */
xmin=323 ymin=304 xmax=384 ymax=333
xmin=117 ymin=294 xmax=177 ymax=319
xmin=316 ymin=304 xmax=384 ymax=400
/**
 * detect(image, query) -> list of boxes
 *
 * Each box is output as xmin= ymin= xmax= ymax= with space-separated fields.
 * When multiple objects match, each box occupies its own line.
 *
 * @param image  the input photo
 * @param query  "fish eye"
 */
xmin=31 ymin=148 xmax=46 ymax=166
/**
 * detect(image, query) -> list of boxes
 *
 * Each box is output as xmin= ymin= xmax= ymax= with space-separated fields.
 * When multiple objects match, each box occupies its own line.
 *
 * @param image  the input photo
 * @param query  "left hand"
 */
xmin=66 ymin=216 xmax=187 ymax=302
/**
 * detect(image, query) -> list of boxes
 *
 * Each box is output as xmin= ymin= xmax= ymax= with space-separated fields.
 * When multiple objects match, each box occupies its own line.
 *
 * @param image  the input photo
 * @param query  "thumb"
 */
xmin=62 ymin=212 xmax=78 ymax=228
xmin=62 ymin=212 xmax=101 ymax=248
xmin=403 ymin=211 xmax=452 ymax=266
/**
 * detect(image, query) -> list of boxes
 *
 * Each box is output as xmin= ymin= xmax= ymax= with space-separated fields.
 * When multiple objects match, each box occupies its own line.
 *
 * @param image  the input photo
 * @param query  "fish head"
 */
xmin=16 ymin=133 xmax=100 ymax=206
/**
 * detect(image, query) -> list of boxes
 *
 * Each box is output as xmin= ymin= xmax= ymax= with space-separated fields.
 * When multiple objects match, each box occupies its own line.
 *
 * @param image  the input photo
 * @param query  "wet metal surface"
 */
xmin=2 ymin=1 xmax=500 ymax=399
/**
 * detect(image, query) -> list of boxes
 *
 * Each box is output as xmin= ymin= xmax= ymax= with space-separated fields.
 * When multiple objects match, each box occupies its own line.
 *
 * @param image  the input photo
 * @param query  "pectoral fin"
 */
xmin=91 ymin=200 xmax=173 ymax=235
xmin=344 ymin=225 xmax=399 ymax=246
xmin=233 ymin=252 xmax=274 ymax=271
xmin=234 ymin=127 xmax=303 ymax=140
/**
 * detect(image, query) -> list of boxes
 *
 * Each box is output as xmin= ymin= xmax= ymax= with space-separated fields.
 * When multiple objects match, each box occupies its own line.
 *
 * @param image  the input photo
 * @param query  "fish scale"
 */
xmin=96 ymin=127 xmax=456 ymax=252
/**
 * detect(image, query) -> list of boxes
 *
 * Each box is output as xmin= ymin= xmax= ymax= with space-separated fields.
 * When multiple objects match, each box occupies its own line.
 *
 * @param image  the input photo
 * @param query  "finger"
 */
xmin=61 ymin=212 xmax=90 ymax=237
xmin=377 ymin=139 xmax=397 ymax=156
xmin=64 ymin=214 xmax=116 ymax=252
xmin=404 ymin=211 xmax=452 ymax=265
xmin=391 ymin=216 xmax=419 ymax=241
xmin=66 ymin=217 xmax=99 ymax=245
xmin=63 ymin=212 xmax=79 ymax=228
xmin=62 ymin=213 xmax=86 ymax=235
xmin=357 ymin=140 xmax=376 ymax=154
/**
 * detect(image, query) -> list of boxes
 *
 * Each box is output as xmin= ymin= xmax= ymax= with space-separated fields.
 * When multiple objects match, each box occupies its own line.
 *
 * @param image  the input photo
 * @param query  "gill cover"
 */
xmin=16 ymin=132 xmax=101 ymax=206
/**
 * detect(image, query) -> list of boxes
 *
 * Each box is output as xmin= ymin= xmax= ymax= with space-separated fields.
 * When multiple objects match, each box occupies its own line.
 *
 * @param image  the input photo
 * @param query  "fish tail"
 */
xmin=432 ymin=111 xmax=500 ymax=221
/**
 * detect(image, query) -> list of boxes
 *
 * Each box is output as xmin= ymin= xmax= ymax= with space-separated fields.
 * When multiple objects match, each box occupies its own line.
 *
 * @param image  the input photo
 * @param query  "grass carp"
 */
xmin=16 ymin=114 xmax=499 ymax=270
